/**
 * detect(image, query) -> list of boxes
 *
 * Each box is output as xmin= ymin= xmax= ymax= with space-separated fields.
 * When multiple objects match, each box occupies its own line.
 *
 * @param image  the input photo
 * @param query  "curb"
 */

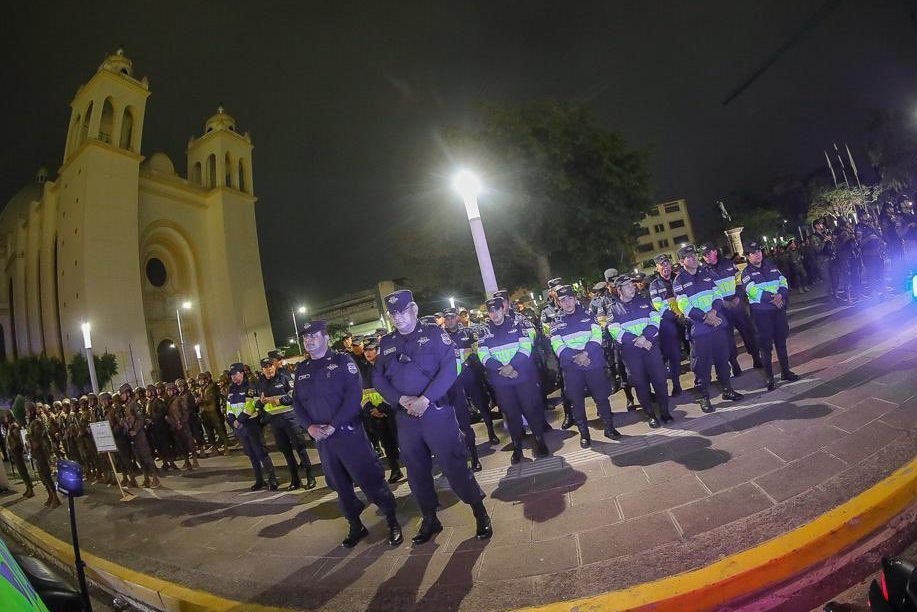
xmin=0 ymin=463 xmax=914 ymax=612
xmin=525 ymin=458 xmax=917 ymax=612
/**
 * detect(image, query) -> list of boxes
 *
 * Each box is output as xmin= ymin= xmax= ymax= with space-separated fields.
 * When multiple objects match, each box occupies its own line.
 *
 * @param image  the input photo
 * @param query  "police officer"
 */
xmin=648 ymin=254 xmax=685 ymax=395
xmin=268 ymin=350 xmax=312 ymax=467
xmin=358 ymin=337 xmax=403 ymax=483
xmin=550 ymin=284 xmax=620 ymax=447
xmin=373 ymin=290 xmax=492 ymax=544
xmin=443 ymin=308 xmax=497 ymax=445
xmin=477 ymin=296 xmax=549 ymax=463
xmin=741 ymin=241 xmax=801 ymax=391
xmin=700 ymin=244 xmax=761 ymax=374
xmin=539 ymin=278 xmax=575 ymax=426
xmin=226 ymin=363 xmax=278 ymax=491
xmin=673 ymin=245 xmax=744 ymax=412
xmin=257 ymin=356 xmax=316 ymax=490
xmin=120 ymin=383 xmax=161 ymax=489
xmin=442 ymin=309 xmax=484 ymax=472
xmin=602 ymin=269 xmax=637 ymax=409
xmin=607 ymin=276 xmax=674 ymax=428
xmin=294 ymin=321 xmax=403 ymax=548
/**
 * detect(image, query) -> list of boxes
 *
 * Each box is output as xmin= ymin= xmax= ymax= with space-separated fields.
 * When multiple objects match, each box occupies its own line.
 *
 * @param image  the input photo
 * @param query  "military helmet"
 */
xmin=135 ymin=386 xmax=146 ymax=395
xmin=118 ymin=382 xmax=133 ymax=395
xmin=99 ymin=391 xmax=112 ymax=401
xmin=175 ymin=378 xmax=187 ymax=388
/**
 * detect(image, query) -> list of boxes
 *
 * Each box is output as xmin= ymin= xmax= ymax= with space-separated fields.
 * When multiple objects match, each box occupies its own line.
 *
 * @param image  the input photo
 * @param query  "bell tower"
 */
xmin=186 ymin=105 xmax=254 ymax=194
xmin=56 ymin=47 xmax=153 ymax=380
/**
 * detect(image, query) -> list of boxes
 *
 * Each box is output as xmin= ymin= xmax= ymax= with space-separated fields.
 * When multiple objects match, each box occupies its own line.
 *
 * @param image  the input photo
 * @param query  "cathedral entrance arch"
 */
xmin=157 ymin=339 xmax=184 ymax=382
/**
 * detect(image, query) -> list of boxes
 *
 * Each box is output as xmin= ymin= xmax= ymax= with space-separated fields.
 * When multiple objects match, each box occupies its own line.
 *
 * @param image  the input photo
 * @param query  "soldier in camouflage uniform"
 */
xmin=147 ymin=384 xmax=177 ymax=471
xmin=120 ymin=383 xmax=160 ymax=488
xmin=198 ymin=372 xmax=229 ymax=454
xmin=107 ymin=392 xmax=138 ymax=488
xmin=4 ymin=412 xmax=33 ymax=498
xmin=27 ymin=403 xmax=61 ymax=508
xmin=166 ymin=381 xmax=199 ymax=471
xmin=76 ymin=396 xmax=101 ymax=483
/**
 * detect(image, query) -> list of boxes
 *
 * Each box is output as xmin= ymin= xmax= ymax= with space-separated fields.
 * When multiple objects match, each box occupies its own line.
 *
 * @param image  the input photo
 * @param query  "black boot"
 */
xmin=533 ymin=436 xmax=549 ymax=458
xmin=731 ymin=360 xmax=742 ymax=377
xmin=670 ymin=383 xmax=682 ymax=397
xmin=699 ymin=396 xmax=714 ymax=413
xmin=766 ymin=377 xmax=777 ymax=391
xmin=388 ymin=467 xmax=404 ymax=484
xmin=268 ymin=476 xmax=279 ymax=491
xmin=660 ymin=407 xmax=674 ymax=424
xmin=782 ymin=370 xmax=800 ymax=382
xmin=342 ymin=519 xmax=369 ymax=548
xmin=624 ymin=386 xmax=636 ymax=411
xmin=304 ymin=469 xmax=317 ymax=490
xmin=471 ymin=502 xmax=493 ymax=540
xmin=288 ymin=479 xmax=302 ymax=491
xmin=470 ymin=446 xmax=483 ymax=472
xmin=386 ymin=515 xmax=403 ymax=546
xmin=486 ymin=422 xmax=500 ymax=445
xmin=721 ymin=389 xmax=744 ymax=402
xmin=250 ymin=480 xmax=265 ymax=491
xmin=561 ymin=403 xmax=575 ymax=429
xmin=510 ymin=444 xmax=523 ymax=465
xmin=577 ymin=424 xmax=591 ymax=449
xmin=648 ymin=410 xmax=661 ymax=429
xmin=411 ymin=514 xmax=443 ymax=545
xmin=603 ymin=420 xmax=622 ymax=440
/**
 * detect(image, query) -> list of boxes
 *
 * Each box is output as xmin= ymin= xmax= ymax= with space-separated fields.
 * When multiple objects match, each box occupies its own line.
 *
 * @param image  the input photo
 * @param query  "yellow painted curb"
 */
xmin=525 ymin=458 xmax=917 ymax=612
xmin=1 ymin=458 xmax=914 ymax=612
xmin=0 ymin=506 xmax=291 ymax=612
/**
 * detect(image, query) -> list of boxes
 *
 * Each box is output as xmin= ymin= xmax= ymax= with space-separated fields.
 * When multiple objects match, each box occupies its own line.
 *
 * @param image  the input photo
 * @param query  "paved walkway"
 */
xmin=2 ymin=287 xmax=916 ymax=611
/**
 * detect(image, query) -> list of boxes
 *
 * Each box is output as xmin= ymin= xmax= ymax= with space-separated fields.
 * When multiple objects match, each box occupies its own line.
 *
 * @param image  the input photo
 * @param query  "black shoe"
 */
xmin=699 ymin=397 xmax=714 ymax=413
xmin=577 ymin=425 xmax=591 ymax=448
xmin=388 ymin=469 xmax=403 ymax=484
xmin=661 ymin=410 xmax=674 ymax=424
xmin=342 ymin=522 xmax=369 ymax=548
xmin=626 ymin=401 xmax=636 ymax=412
xmin=533 ymin=436 xmax=549 ymax=458
xmin=611 ymin=380 xmax=622 ymax=394
xmin=722 ymin=389 xmax=744 ymax=402
xmin=387 ymin=522 xmax=403 ymax=546
xmin=648 ymin=417 xmax=660 ymax=429
xmin=268 ymin=478 xmax=279 ymax=491
xmin=561 ymin=413 xmax=575 ymax=429
xmin=305 ymin=474 xmax=317 ymax=489
xmin=731 ymin=362 xmax=742 ymax=377
xmin=472 ymin=503 xmax=493 ymax=540
xmin=488 ymin=434 xmax=501 ymax=445
xmin=250 ymin=481 xmax=265 ymax=491
xmin=604 ymin=425 xmax=622 ymax=440
xmin=375 ymin=446 xmax=384 ymax=459
xmin=766 ymin=378 xmax=777 ymax=392
xmin=411 ymin=515 xmax=443 ymax=545
xmin=288 ymin=482 xmax=302 ymax=491
xmin=510 ymin=447 xmax=523 ymax=465
xmin=782 ymin=370 xmax=800 ymax=382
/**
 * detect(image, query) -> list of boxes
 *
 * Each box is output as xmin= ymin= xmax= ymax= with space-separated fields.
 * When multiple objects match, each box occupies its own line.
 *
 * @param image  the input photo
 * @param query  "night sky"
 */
xmin=3 ymin=1 xmax=917 ymax=306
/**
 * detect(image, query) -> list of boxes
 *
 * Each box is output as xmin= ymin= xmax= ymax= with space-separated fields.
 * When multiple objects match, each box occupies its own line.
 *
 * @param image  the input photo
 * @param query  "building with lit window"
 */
xmin=633 ymin=199 xmax=696 ymax=272
xmin=0 ymin=48 xmax=274 ymax=385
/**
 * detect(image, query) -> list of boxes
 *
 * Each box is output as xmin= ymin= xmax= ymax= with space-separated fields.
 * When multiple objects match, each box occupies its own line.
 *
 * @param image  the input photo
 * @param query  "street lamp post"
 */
xmin=193 ymin=344 xmax=203 ymax=374
xmin=81 ymin=323 xmax=99 ymax=394
xmin=449 ymin=296 xmax=456 ymax=309
xmin=292 ymin=305 xmax=306 ymax=353
xmin=453 ymin=169 xmax=498 ymax=297
xmin=176 ymin=301 xmax=191 ymax=375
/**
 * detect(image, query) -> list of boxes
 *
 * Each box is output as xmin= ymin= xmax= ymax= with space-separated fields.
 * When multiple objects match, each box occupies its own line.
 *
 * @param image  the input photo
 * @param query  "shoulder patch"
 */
xmin=441 ymin=332 xmax=452 ymax=345
xmin=417 ymin=336 xmax=430 ymax=345
xmin=347 ymin=362 xmax=358 ymax=374
xmin=383 ymin=346 xmax=397 ymax=355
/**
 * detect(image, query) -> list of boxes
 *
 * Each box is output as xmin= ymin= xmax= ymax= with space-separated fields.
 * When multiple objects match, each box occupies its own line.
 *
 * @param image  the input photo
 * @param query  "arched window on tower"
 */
xmin=225 ymin=152 xmax=233 ymax=188
xmin=207 ymin=154 xmax=216 ymax=189
xmin=238 ymin=159 xmax=247 ymax=193
xmin=192 ymin=162 xmax=202 ymax=186
xmin=80 ymin=102 xmax=94 ymax=146
xmin=119 ymin=107 xmax=134 ymax=150
xmin=99 ymin=98 xmax=115 ymax=144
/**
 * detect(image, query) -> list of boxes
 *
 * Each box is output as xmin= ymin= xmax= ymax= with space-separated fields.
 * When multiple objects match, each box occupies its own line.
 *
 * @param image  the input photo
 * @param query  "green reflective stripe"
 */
xmin=263 ymin=402 xmax=293 ymax=415
xmin=362 ymin=388 xmax=384 ymax=407
xmin=226 ymin=398 xmax=257 ymax=418
xmin=226 ymin=402 xmax=245 ymax=417
xmin=518 ymin=337 xmax=533 ymax=357
xmin=746 ymin=280 xmax=763 ymax=303
xmin=553 ymin=329 xmax=593 ymax=354
xmin=622 ymin=317 xmax=652 ymax=336
xmin=678 ymin=288 xmax=717 ymax=314
xmin=459 ymin=347 xmax=474 ymax=361
xmin=607 ymin=322 xmax=625 ymax=343
xmin=477 ymin=345 xmax=493 ymax=364
xmin=715 ymin=276 xmax=737 ymax=297
xmin=483 ymin=341 xmax=520 ymax=365
xmin=589 ymin=323 xmax=602 ymax=344
xmin=747 ymin=279 xmax=782 ymax=303
xmin=649 ymin=309 xmax=662 ymax=327
xmin=455 ymin=356 xmax=463 ymax=375
xmin=778 ymin=274 xmax=788 ymax=290
xmin=675 ymin=295 xmax=691 ymax=314
xmin=652 ymin=296 xmax=669 ymax=314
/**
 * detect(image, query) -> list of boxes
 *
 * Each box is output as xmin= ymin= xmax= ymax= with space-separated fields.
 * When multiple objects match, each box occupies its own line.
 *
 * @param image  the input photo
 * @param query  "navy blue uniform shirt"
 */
xmin=372 ymin=322 xmax=457 ymax=407
xmin=293 ymin=351 xmax=363 ymax=431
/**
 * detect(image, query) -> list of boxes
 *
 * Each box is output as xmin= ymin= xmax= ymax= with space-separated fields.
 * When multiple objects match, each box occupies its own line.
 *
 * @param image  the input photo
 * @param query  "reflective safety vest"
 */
xmin=226 ymin=397 xmax=257 ymax=419
xmin=262 ymin=400 xmax=293 ymax=415
xmin=362 ymin=387 xmax=385 ymax=407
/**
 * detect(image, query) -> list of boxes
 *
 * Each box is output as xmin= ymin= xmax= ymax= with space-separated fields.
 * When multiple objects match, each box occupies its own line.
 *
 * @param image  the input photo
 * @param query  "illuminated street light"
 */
xmin=81 ymin=322 xmax=99 ymax=394
xmin=291 ymin=305 xmax=307 ymax=353
xmin=452 ymin=169 xmax=497 ymax=297
xmin=181 ymin=301 xmax=192 ymax=310
xmin=193 ymin=343 xmax=203 ymax=373
xmin=449 ymin=296 xmax=456 ymax=309
xmin=175 ymin=301 xmax=191 ymax=374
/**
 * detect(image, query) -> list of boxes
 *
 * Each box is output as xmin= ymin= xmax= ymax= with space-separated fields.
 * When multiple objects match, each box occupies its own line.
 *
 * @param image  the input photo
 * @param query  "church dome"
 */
xmin=99 ymin=47 xmax=134 ymax=77
xmin=204 ymin=105 xmax=237 ymax=134
xmin=143 ymin=152 xmax=176 ymax=175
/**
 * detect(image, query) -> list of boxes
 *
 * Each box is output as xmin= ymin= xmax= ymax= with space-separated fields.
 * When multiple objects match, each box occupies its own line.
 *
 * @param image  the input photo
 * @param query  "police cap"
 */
xmin=259 ymin=357 xmax=272 ymax=368
xmin=614 ymin=274 xmax=634 ymax=288
xmin=443 ymin=307 xmax=458 ymax=317
xmin=547 ymin=277 xmax=563 ymax=289
xmin=746 ymin=241 xmax=763 ymax=253
xmin=493 ymin=290 xmax=510 ymax=301
xmin=419 ymin=315 xmax=438 ymax=325
xmin=383 ymin=289 xmax=414 ymax=313
xmin=363 ymin=338 xmax=379 ymax=350
xmin=654 ymin=254 xmax=671 ymax=265
xmin=229 ymin=362 xmax=245 ymax=375
xmin=485 ymin=297 xmax=505 ymax=312
xmin=699 ymin=243 xmax=715 ymax=256
xmin=300 ymin=320 xmax=327 ymax=336
xmin=555 ymin=285 xmax=575 ymax=299
xmin=677 ymin=244 xmax=697 ymax=260
xmin=267 ymin=349 xmax=283 ymax=361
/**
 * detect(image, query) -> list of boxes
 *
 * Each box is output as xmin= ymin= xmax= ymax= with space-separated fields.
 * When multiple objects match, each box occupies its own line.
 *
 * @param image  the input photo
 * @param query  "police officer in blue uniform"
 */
xmin=269 ymin=349 xmax=313 ymax=468
xmin=357 ymin=337 xmax=403 ymax=483
xmin=607 ymin=275 xmax=674 ymax=428
xmin=648 ymin=254 xmax=685 ymax=396
xmin=225 ymin=363 xmax=278 ymax=491
xmin=550 ymin=285 xmax=620 ymax=447
xmin=540 ymin=278 xmax=575 ymax=427
xmin=741 ymin=242 xmax=801 ymax=391
xmin=477 ymin=296 xmax=550 ymax=464
xmin=293 ymin=320 xmax=403 ymax=548
xmin=700 ymin=244 xmax=761 ymax=374
xmin=444 ymin=307 xmax=499 ymax=446
xmin=257 ymin=357 xmax=317 ymax=490
xmin=373 ymin=290 xmax=492 ymax=545
xmin=673 ymin=245 xmax=744 ymax=412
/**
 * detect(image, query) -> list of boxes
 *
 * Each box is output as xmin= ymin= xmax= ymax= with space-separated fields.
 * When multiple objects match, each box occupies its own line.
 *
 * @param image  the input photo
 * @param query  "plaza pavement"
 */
xmin=2 ymin=286 xmax=916 ymax=611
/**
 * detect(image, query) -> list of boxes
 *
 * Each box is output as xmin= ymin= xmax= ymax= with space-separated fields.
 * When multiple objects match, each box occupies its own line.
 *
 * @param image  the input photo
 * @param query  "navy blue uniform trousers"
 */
xmin=268 ymin=412 xmax=302 ymax=485
xmin=396 ymin=403 xmax=484 ymax=514
xmin=620 ymin=343 xmax=670 ymax=417
xmin=491 ymin=380 xmax=544 ymax=444
xmin=447 ymin=382 xmax=476 ymax=451
xmin=690 ymin=327 xmax=732 ymax=398
xmin=317 ymin=424 xmax=396 ymax=521
xmin=721 ymin=301 xmax=758 ymax=363
xmin=658 ymin=318 xmax=683 ymax=387
xmin=235 ymin=419 xmax=275 ymax=483
xmin=562 ymin=366 xmax=613 ymax=426
xmin=752 ymin=308 xmax=790 ymax=377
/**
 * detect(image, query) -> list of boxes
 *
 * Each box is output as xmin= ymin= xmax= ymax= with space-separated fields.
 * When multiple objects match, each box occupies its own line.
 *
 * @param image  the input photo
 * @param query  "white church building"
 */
xmin=0 ymin=48 xmax=275 ymax=385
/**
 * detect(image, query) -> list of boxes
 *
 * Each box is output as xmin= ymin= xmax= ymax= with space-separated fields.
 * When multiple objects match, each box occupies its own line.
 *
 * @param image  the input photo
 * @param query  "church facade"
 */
xmin=0 ymin=48 xmax=275 ymax=385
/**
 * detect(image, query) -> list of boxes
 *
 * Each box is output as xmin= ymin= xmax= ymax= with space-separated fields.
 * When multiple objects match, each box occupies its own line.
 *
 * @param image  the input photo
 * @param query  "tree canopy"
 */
xmin=808 ymin=185 xmax=884 ymax=221
xmin=398 ymin=101 xmax=653 ymax=300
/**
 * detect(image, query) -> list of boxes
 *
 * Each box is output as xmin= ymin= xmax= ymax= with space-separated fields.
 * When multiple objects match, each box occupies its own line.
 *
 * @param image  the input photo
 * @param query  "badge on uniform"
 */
xmin=347 ymin=362 xmax=358 ymax=374
xmin=441 ymin=333 xmax=452 ymax=345
xmin=417 ymin=336 xmax=430 ymax=345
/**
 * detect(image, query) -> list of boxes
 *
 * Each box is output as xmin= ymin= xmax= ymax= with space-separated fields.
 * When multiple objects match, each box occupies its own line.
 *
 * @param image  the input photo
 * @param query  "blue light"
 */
xmin=56 ymin=459 xmax=85 ymax=497
xmin=912 ymin=273 xmax=917 ymax=299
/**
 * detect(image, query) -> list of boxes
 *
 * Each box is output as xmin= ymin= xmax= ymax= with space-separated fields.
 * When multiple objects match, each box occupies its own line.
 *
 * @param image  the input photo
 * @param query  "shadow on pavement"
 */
xmin=490 ymin=465 xmax=585 ymax=522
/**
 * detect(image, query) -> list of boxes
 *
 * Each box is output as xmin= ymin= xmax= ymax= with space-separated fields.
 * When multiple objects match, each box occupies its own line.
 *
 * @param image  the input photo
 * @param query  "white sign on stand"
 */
xmin=89 ymin=421 xmax=117 ymax=453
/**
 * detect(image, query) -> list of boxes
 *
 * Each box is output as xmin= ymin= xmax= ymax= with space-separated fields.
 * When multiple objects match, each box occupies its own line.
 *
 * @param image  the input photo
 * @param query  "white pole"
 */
xmin=291 ymin=308 xmax=302 ymax=354
xmin=81 ymin=323 xmax=99 ymax=395
xmin=464 ymin=195 xmax=498 ymax=296
xmin=175 ymin=308 xmax=188 ymax=374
